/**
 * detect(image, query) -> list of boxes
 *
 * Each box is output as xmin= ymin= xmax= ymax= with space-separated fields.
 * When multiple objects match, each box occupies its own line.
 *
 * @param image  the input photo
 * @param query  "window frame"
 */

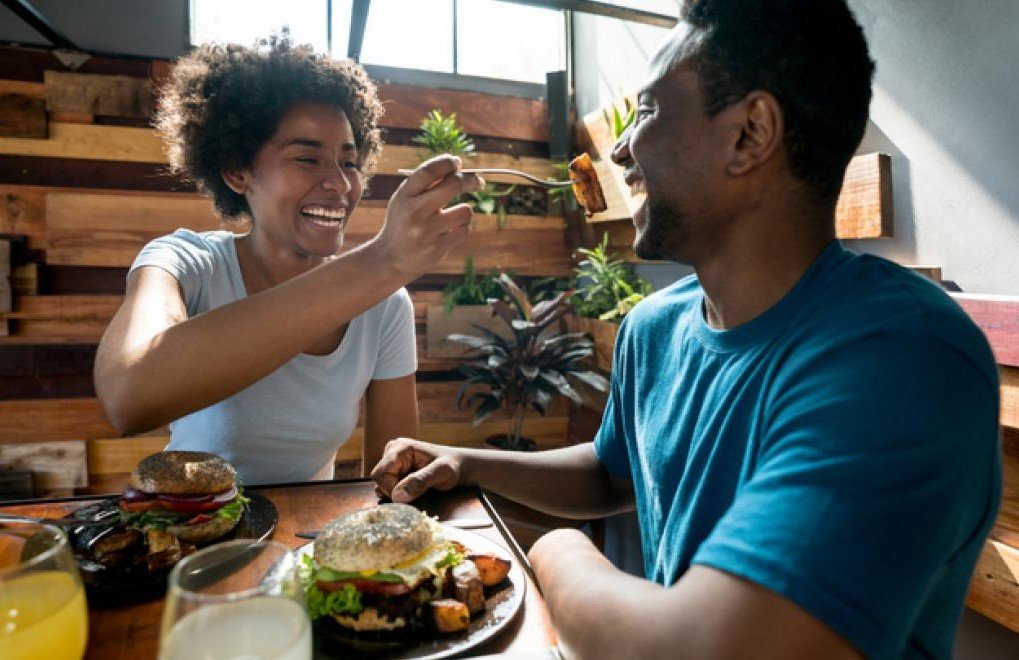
xmin=187 ymin=0 xmax=677 ymax=99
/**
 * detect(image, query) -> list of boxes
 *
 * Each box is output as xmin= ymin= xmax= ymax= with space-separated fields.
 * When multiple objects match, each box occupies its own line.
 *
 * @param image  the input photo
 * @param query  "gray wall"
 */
xmin=845 ymin=0 xmax=1019 ymax=294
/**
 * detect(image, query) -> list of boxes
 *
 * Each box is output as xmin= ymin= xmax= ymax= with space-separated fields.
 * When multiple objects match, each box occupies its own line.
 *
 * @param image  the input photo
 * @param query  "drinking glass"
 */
xmin=159 ymin=539 xmax=311 ymax=660
xmin=0 ymin=523 xmax=88 ymax=660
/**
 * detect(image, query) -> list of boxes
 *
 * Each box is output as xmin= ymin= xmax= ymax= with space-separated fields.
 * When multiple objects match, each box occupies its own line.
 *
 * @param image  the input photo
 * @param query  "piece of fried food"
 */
xmin=568 ymin=152 xmax=608 ymax=217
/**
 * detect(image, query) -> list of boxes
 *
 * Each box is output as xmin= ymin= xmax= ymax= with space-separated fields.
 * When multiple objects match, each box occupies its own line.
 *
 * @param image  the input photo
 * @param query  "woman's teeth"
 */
xmin=301 ymin=207 xmax=346 ymax=226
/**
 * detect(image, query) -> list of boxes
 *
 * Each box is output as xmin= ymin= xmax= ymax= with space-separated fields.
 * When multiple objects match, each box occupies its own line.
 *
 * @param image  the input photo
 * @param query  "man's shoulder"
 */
xmin=796 ymin=251 xmax=997 ymax=383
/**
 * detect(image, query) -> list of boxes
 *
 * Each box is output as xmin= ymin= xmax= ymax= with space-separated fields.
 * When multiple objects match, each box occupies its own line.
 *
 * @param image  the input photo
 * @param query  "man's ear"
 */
xmin=727 ymin=91 xmax=784 ymax=177
xmin=221 ymin=169 xmax=250 ymax=195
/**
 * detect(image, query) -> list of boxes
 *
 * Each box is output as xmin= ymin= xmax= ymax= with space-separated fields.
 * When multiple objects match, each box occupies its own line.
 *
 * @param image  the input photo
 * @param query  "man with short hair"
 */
xmin=372 ymin=2 xmax=1001 ymax=657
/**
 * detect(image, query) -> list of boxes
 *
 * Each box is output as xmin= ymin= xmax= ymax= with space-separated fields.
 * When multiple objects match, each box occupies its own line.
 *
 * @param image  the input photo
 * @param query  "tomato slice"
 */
xmin=185 ymin=513 xmax=213 ymax=525
xmin=119 ymin=499 xmax=160 ymax=513
xmin=316 ymin=579 xmax=411 ymax=597
xmin=154 ymin=497 xmax=224 ymax=513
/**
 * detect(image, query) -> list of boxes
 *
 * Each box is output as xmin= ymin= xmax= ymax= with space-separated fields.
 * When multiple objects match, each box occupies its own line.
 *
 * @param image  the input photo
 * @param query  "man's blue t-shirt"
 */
xmin=594 ymin=241 xmax=1001 ymax=659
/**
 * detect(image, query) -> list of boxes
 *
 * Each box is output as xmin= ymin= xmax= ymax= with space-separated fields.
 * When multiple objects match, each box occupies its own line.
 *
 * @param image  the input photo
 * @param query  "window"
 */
xmin=359 ymin=0 xmax=454 ymax=74
xmin=189 ymin=0 xmax=329 ymax=53
xmin=456 ymin=0 xmax=564 ymax=83
xmin=190 ymin=0 xmax=565 ymax=87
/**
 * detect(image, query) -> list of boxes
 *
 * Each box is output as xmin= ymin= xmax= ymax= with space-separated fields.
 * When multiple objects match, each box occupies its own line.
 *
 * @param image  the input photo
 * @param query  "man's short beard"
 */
xmin=634 ymin=200 xmax=683 ymax=262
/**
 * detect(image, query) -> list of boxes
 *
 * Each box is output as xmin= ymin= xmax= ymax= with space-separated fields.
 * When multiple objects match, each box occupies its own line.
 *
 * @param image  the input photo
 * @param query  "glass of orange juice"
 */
xmin=0 ymin=523 xmax=88 ymax=660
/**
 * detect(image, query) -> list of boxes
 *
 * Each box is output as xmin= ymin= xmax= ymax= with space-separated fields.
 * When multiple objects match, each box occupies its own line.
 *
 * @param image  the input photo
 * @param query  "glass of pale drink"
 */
xmin=159 ymin=539 xmax=310 ymax=660
xmin=0 ymin=523 xmax=88 ymax=660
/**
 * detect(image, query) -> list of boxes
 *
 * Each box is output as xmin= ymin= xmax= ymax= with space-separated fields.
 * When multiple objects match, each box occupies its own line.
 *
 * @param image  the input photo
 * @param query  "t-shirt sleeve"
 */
xmin=128 ymin=229 xmax=212 ymax=313
xmin=594 ymin=316 xmax=633 ymax=479
xmin=692 ymin=334 xmax=1000 ymax=659
xmin=372 ymin=287 xmax=417 ymax=380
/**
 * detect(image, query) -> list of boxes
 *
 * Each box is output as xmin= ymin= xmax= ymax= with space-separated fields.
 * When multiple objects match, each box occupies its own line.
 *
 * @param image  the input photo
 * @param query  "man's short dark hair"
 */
xmin=681 ymin=0 xmax=875 ymax=203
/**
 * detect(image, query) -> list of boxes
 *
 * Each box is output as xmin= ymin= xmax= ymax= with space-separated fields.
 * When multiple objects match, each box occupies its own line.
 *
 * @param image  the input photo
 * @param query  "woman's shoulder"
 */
xmin=155 ymin=228 xmax=237 ymax=251
xmin=360 ymin=287 xmax=413 ymax=326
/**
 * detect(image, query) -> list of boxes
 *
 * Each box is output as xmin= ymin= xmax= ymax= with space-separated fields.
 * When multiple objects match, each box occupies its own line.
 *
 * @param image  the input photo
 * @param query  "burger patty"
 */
xmin=359 ymin=578 xmax=440 ymax=624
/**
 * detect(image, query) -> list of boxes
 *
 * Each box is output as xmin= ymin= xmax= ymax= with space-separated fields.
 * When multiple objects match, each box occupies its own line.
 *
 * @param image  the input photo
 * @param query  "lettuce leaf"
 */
xmin=306 ymin=582 xmax=363 ymax=620
xmin=215 ymin=490 xmax=251 ymax=521
xmin=300 ymin=555 xmax=365 ymax=620
xmin=119 ymin=508 xmax=188 ymax=531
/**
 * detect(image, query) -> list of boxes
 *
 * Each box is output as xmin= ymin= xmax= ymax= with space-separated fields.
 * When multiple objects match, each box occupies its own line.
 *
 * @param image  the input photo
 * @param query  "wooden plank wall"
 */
xmin=0 ymin=45 xmax=572 ymax=495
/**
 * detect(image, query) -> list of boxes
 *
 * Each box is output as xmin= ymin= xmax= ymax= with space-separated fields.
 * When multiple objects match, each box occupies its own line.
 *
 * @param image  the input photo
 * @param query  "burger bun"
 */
xmin=314 ymin=503 xmax=433 ymax=572
xmin=130 ymin=451 xmax=236 ymax=496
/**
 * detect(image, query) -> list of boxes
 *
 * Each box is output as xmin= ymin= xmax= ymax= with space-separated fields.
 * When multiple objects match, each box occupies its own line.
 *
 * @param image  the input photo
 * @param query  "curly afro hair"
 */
xmin=156 ymin=33 xmax=384 ymax=220
xmin=679 ymin=0 xmax=874 ymax=204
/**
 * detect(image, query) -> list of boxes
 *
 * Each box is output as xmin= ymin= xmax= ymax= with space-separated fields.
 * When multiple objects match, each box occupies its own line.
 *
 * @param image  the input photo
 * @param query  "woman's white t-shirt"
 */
xmin=129 ymin=229 xmax=417 ymax=485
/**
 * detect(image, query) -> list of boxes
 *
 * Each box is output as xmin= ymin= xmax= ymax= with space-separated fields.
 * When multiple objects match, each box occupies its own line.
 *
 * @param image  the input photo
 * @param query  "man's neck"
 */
xmin=696 ymin=205 xmax=835 ymax=330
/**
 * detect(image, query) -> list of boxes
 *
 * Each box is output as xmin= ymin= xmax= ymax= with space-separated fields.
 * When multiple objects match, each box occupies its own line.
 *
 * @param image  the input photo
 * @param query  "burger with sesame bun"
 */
xmin=302 ymin=503 xmax=465 ymax=653
xmin=117 ymin=451 xmax=249 ymax=544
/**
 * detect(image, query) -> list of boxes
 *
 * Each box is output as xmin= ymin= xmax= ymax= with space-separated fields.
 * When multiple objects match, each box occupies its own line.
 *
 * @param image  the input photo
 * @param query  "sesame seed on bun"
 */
xmin=129 ymin=451 xmax=236 ymax=496
xmin=314 ymin=503 xmax=434 ymax=572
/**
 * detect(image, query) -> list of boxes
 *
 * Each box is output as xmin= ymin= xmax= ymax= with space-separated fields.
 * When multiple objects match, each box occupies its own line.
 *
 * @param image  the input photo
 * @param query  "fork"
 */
xmin=396 ymin=167 xmax=573 ymax=188
xmin=0 ymin=513 xmax=116 ymax=528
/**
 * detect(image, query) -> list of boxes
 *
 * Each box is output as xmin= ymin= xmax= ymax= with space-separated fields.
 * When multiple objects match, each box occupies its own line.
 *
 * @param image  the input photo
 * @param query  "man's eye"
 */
xmin=637 ymin=107 xmax=653 ymax=120
xmin=296 ymin=157 xmax=318 ymax=165
xmin=342 ymin=161 xmax=360 ymax=171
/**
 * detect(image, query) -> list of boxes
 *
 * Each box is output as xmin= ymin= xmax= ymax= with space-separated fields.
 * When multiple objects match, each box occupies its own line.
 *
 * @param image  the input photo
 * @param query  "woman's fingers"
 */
xmin=400 ymin=155 xmax=463 ymax=196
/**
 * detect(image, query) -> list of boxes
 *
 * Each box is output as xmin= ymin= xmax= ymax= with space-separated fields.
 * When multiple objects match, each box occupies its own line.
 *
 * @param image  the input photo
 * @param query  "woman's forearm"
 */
xmin=96 ymin=243 xmax=403 ymax=434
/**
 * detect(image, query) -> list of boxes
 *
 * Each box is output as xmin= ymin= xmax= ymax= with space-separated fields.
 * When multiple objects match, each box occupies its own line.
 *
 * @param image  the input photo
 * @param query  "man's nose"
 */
xmin=610 ymin=124 xmax=634 ymax=166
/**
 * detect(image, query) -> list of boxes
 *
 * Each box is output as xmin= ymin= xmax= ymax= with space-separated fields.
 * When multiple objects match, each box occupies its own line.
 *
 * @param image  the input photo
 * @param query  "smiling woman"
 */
xmin=93 ymin=34 xmax=485 ymax=485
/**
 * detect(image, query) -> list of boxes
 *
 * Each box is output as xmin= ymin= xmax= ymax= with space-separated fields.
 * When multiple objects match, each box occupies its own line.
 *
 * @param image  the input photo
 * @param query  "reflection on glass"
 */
xmin=159 ymin=540 xmax=310 ymax=660
xmin=0 ymin=524 xmax=88 ymax=660
xmin=360 ymin=0 xmax=454 ymax=72
xmin=457 ymin=0 xmax=564 ymax=83
xmin=190 ymin=0 xmax=329 ymax=52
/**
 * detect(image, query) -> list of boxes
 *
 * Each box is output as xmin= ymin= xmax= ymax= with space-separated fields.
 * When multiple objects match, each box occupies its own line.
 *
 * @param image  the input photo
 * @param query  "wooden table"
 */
xmin=0 ymin=480 xmax=558 ymax=659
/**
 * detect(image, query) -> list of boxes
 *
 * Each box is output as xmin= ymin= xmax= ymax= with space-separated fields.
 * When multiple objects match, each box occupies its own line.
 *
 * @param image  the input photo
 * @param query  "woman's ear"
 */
xmin=221 ymin=169 xmax=250 ymax=195
xmin=727 ymin=91 xmax=784 ymax=177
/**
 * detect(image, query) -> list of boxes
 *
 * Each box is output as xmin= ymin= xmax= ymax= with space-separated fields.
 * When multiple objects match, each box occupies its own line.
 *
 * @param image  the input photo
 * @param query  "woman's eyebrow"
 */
xmin=282 ymin=137 xmax=323 ymax=149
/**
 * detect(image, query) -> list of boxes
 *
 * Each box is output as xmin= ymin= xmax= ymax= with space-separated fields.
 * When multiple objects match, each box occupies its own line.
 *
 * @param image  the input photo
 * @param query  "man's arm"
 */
xmin=530 ymin=529 xmax=861 ymax=660
xmin=371 ymin=440 xmax=634 ymax=519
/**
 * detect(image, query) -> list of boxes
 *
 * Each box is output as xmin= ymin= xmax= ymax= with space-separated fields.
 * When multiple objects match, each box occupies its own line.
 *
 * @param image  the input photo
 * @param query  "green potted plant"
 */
xmin=413 ymin=109 xmax=515 ymax=227
xmin=569 ymin=232 xmax=653 ymax=372
xmin=425 ymin=256 xmax=512 ymax=359
xmin=448 ymin=274 xmax=608 ymax=451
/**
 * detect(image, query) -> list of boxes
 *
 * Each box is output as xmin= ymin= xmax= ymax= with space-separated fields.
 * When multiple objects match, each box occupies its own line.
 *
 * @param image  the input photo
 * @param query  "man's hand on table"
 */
xmin=371 ymin=437 xmax=465 ymax=502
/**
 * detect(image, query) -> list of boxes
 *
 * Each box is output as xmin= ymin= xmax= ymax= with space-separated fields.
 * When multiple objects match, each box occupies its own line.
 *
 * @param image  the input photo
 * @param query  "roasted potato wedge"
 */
xmin=427 ymin=598 xmax=471 ymax=633
xmin=451 ymin=560 xmax=486 ymax=615
xmin=467 ymin=553 xmax=511 ymax=587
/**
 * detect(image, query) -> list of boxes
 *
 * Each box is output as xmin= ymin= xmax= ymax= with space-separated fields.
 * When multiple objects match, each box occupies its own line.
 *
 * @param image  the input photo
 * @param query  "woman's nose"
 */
xmin=321 ymin=162 xmax=352 ymax=193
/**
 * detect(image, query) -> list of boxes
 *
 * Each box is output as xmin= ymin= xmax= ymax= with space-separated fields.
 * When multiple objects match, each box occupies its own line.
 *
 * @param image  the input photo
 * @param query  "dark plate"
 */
xmin=298 ymin=526 xmax=526 ymax=659
xmin=67 ymin=492 xmax=278 ymax=606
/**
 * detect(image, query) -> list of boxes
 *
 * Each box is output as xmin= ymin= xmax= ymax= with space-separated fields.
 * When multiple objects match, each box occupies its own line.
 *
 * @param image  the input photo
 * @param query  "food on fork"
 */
xmin=568 ymin=152 xmax=608 ymax=216
xmin=301 ymin=503 xmax=513 ymax=653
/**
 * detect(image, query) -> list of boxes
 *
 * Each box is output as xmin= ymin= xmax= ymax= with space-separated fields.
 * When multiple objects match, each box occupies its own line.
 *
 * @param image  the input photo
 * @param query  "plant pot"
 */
xmin=567 ymin=315 xmax=618 ymax=373
xmin=425 ymin=304 xmax=513 ymax=359
xmin=484 ymin=434 xmax=537 ymax=451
